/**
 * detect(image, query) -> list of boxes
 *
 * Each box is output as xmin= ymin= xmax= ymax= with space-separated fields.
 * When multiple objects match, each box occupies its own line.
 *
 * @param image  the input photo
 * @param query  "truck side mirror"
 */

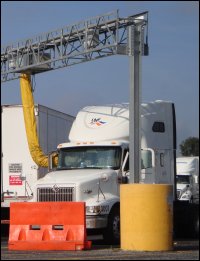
xmin=48 ymin=153 xmax=53 ymax=172
xmin=48 ymin=151 xmax=58 ymax=172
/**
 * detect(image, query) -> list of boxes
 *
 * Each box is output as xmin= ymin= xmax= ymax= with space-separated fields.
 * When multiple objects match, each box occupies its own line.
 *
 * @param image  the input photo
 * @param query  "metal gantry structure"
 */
xmin=1 ymin=10 xmax=148 ymax=82
xmin=1 ymin=10 xmax=149 ymax=183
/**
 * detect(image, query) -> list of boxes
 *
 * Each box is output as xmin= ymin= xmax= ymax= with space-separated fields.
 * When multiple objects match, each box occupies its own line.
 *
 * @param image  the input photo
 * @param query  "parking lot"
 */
xmin=1 ymin=236 xmax=199 ymax=260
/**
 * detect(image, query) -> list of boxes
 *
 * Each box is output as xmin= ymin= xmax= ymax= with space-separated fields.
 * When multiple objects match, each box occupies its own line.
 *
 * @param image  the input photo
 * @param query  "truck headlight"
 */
xmin=86 ymin=205 xmax=109 ymax=214
xmin=86 ymin=206 xmax=102 ymax=214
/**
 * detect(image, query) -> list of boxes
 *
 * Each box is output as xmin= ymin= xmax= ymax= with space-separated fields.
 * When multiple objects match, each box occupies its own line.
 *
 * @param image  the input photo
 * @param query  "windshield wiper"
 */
xmin=84 ymin=167 xmax=103 ymax=169
xmin=57 ymin=166 xmax=103 ymax=170
xmin=56 ymin=167 xmax=72 ymax=170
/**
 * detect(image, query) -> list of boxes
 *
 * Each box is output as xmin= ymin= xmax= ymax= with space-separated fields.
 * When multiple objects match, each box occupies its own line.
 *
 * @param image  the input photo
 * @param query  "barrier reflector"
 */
xmin=8 ymin=202 xmax=91 ymax=250
xmin=1 ymin=220 xmax=10 ymax=224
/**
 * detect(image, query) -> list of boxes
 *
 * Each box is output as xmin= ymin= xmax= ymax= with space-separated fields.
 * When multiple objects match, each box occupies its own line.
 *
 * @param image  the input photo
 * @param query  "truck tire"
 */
xmin=103 ymin=205 xmax=120 ymax=245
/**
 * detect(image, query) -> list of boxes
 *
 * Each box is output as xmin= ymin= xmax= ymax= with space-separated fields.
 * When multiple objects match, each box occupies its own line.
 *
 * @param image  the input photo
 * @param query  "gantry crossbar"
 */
xmin=1 ymin=10 xmax=148 ymax=82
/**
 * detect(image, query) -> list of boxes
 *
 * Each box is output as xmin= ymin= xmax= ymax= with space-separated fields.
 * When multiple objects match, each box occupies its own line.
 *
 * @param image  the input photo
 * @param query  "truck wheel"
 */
xmin=103 ymin=206 xmax=120 ymax=245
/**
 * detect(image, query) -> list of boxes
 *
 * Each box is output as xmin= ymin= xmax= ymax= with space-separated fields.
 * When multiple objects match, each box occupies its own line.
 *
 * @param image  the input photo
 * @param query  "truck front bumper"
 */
xmin=86 ymin=215 xmax=108 ymax=229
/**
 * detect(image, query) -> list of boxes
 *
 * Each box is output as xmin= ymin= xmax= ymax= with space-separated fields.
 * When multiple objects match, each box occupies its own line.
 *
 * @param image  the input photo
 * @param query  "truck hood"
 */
xmin=36 ymin=168 xmax=115 ymax=185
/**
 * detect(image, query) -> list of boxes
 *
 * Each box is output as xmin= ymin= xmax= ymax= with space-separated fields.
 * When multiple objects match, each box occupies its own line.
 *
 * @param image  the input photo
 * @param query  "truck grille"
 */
xmin=37 ymin=187 xmax=75 ymax=202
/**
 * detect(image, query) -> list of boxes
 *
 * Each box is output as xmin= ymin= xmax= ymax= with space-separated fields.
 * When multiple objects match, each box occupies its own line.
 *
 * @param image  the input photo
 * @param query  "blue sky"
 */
xmin=1 ymin=1 xmax=199 ymax=154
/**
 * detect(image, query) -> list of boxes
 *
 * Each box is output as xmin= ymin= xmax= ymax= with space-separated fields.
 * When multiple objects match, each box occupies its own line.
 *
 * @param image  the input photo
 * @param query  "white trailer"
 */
xmin=1 ymin=104 xmax=74 ymax=208
xmin=30 ymin=100 xmax=176 ymax=244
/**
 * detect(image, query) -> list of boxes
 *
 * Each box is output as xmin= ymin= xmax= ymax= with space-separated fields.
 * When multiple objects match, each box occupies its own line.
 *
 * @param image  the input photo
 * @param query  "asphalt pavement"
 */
xmin=1 ymin=237 xmax=199 ymax=260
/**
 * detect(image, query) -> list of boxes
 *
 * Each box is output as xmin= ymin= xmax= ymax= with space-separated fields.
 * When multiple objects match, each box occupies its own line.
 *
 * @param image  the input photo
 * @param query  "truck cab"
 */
xmin=176 ymin=157 xmax=199 ymax=203
xmin=31 ymin=101 xmax=176 ymax=244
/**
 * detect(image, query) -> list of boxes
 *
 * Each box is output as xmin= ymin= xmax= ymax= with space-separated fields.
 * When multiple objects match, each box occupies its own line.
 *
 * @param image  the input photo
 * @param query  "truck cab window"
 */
xmin=141 ymin=150 xmax=152 ymax=169
xmin=176 ymin=175 xmax=190 ymax=184
xmin=57 ymin=146 xmax=121 ymax=170
xmin=122 ymin=149 xmax=152 ymax=171
xmin=152 ymin=121 xmax=165 ymax=132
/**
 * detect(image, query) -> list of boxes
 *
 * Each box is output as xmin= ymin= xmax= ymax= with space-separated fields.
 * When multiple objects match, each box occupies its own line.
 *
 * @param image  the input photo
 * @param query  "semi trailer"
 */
xmin=1 ymin=104 xmax=74 ymax=209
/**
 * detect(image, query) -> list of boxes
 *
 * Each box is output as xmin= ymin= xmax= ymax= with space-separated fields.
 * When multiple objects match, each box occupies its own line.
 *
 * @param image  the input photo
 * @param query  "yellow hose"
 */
xmin=20 ymin=73 xmax=58 ymax=167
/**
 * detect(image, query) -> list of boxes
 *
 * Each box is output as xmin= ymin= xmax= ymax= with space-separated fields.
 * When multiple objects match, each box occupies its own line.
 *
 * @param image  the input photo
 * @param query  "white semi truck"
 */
xmin=174 ymin=156 xmax=199 ymax=238
xmin=30 ymin=100 xmax=177 ymax=243
xmin=176 ymin=157 xmax=199 ymax=203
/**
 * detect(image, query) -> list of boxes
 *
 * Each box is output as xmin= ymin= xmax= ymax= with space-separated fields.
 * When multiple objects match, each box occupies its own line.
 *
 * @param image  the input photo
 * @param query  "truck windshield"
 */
xmin=57 ymin=146 xmax=121 ymax=170
xmin=176 ymin=175 xmax=190 ymax=184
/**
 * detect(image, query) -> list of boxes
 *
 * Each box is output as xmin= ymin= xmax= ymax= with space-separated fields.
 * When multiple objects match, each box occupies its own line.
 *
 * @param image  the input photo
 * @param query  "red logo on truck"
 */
xmin=90 ymin=118 xmax=106 ymax=126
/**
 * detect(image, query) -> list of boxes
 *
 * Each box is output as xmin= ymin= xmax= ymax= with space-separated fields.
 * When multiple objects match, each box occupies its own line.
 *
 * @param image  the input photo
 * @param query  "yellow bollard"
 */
xmin=120 ymin=184 xmax=173 ymax=251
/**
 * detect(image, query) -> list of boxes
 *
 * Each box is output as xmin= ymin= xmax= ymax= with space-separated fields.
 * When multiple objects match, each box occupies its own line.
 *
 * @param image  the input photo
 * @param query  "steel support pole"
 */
xmin=129 ymin=25 xmax=142 ymax=183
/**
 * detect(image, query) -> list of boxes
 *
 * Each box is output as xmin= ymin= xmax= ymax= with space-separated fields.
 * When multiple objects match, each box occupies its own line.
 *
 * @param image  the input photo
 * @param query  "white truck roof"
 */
xmin=69 ymin=103 xmax=129 ymax=143
xmin=68 ymin=100 xmax=175 ymax=150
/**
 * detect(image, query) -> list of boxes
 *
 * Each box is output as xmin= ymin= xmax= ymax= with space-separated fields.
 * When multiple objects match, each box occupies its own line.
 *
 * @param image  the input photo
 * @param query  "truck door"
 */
xmin=121 ymin=148 xmax=156 ymax=184
xmin=154 ymin=149 xmax=172 ymax=184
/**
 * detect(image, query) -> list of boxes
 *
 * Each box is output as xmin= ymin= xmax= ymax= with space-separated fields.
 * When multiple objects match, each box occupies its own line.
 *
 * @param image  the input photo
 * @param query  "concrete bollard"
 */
xmin=120 ymin=184 xmax=173 ymax=251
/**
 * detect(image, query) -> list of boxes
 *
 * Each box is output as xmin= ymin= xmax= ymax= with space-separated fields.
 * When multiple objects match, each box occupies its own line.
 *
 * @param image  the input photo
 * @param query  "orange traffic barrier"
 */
xmin=8 ymin=202 xmax=91 ymax=251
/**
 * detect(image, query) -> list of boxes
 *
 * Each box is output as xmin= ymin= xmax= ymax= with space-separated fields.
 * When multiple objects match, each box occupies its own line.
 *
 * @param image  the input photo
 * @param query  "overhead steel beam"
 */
xmin=1 ymin=10 xmax=148 ymax=82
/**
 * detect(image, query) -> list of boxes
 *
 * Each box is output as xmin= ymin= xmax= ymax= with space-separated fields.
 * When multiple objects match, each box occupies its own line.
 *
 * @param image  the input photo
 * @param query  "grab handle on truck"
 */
xmin=1 ymin=190 xmax=14 ymax=202
xmin=121 ymin=151 xmax=129 ymax=183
